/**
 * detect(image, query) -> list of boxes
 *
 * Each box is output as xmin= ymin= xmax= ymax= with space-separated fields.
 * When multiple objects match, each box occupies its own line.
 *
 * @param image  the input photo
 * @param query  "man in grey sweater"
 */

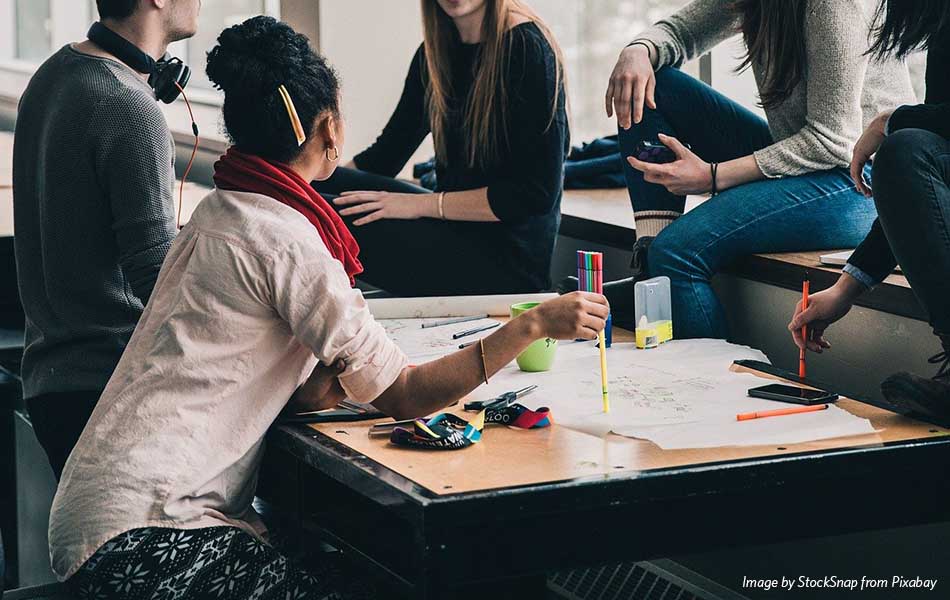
xmin=13 ymin=0 xmax=200 ymax=478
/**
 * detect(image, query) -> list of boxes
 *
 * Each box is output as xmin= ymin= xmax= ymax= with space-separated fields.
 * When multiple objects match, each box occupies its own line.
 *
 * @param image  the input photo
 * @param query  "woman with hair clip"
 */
xmin=46 ymin=16 xmax=607 ymax=600
xmin=789 ymin=0 xmax=950 ymax=420
xmin=313 ymin=0 xmax=569 ymax=296
xmin=596 ymin=0 xmax=916 ymax=337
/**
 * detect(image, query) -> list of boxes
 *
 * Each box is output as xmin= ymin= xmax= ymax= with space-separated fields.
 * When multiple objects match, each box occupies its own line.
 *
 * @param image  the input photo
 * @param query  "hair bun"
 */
xmin=206 ymin=15 xmax=313 ymax=94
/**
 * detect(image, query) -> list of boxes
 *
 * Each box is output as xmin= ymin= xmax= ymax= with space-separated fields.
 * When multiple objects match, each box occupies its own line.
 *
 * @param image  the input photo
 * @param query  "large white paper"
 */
xmin=613 ymin=405 xmax=876 ymax=449
xmin=380 ymin=331 xmax=878 ymax=449
xmin=368 ymin=293 xmax=557 ymax=319
xmin=382 ymin=318 xmax=501 ymax=363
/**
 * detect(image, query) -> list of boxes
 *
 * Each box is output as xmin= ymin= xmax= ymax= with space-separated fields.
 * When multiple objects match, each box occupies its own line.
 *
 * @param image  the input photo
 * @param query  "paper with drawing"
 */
xmin=378 ymin=324 xmax=878 ymax=449
xmin=382 ymin=318 xmax=501 ymax=363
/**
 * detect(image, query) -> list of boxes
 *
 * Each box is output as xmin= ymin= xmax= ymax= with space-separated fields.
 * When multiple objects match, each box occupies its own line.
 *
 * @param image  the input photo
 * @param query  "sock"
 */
xmin=633 ymin=210 xmax=681 ymax=238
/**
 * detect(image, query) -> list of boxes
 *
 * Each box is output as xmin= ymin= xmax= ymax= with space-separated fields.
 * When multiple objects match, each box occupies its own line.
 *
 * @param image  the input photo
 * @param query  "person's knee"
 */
xmin=872 ymin=128 xmax=942 ymax=202
xmin=619 ymin=67 xmax=689 ymax=136
xmin=653 ymin=66 xmax=691 ymax=91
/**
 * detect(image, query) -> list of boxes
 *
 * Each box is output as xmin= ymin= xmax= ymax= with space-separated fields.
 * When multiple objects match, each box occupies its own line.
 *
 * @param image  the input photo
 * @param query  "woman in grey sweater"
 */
xmin=602 ymin=0 xmax=915 ymax=338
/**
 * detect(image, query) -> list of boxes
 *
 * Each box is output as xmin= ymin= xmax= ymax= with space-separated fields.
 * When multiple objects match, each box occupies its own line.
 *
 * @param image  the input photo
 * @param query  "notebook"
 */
xmin=819 ymin=250 xmax=902 ymax=273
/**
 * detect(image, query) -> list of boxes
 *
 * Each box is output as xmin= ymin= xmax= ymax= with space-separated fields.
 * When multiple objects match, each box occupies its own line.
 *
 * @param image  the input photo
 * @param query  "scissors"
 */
xmin=463 ymin=385 xmax=538 ymax=411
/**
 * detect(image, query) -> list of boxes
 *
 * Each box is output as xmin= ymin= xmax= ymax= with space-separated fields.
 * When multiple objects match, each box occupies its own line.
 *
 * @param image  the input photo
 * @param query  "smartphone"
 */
xmin=632 ymin=140 xmax=689 ymax=164
xmin=748 ymin=384 xmax=838 ymax=406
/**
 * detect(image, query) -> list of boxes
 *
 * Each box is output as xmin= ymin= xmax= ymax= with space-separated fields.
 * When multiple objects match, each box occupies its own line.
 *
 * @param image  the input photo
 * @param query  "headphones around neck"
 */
xmin=87 ymin=22 xmax=191 ymax=104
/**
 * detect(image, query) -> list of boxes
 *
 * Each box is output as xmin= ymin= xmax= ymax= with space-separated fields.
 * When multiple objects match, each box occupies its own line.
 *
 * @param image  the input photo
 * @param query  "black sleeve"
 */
xmin=888 ymin=103 xmax=950 ymax=139
xmin=846 ymin=218 xmax=898 ymax=285
xmin=352 ymin=46 xmax=431 ymax=178
xmin=887 ymin=35 xmax=950 ymax=139
xmin=486 ymin=29 xmax=568 ymax=223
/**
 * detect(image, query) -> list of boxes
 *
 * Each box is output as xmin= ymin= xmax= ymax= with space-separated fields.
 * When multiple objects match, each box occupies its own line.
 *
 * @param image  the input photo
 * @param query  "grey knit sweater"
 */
xmin=635 ymin=0 xmax=916 ymax=177
xmin=13 ymin=45 xmax=176 ymax=399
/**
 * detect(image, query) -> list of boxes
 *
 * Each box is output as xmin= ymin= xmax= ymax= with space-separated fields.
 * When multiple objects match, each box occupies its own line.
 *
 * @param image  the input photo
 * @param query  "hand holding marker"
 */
xmin=577 ymin=251 xmax=610 ymax=413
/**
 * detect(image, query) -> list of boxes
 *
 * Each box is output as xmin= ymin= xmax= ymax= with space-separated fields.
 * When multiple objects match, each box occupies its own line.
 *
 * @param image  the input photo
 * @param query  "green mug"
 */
xmin=510 ymin=302 xmax=557 ymax=372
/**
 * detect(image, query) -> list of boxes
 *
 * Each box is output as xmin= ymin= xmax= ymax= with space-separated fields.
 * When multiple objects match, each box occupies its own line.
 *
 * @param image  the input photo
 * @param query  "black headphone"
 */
xmin=87 ymin=22 xmax=191 ymax=104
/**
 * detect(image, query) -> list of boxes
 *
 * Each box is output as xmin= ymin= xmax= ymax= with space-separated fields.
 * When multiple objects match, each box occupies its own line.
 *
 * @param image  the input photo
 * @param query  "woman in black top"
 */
xmin=314 ymin=0 xmax=568 ymax=296
xmin=789 ymin=0 xmax=950 ymax=420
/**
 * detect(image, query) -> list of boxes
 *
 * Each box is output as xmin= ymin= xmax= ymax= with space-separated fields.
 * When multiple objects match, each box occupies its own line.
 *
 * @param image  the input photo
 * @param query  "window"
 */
xmin=533 ymin=0 xmax=689 ymax=144
xmin=182 ymin=0 xmax=280 ymax=91
xmin=14 ymin=0 xmax=51 ymax=62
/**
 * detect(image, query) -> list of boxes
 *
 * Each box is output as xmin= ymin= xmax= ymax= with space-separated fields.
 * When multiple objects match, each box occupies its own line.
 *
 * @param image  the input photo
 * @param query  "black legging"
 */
xmin=872 ymin=128 xmax=950 ymax=336
xmin=314 ymin=167 xmax=536 ymax=296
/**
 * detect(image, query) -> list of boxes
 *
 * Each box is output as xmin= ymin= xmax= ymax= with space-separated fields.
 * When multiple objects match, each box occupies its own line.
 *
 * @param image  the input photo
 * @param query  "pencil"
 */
xmin=737 ymin=403 xmax=828 ymax=421
xmin=452 ymin=321 xmax=500 ymax=340
xmin=421 ymin=314 xmax=488 ymax=329
xmin=799 ymin=274 xmax=810 ymax=379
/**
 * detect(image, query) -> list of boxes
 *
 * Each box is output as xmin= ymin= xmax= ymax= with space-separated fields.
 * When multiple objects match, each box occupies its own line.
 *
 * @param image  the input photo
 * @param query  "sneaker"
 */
xmin=880 ymin=339 xmax=950 ymax=424
xmin=629 ymin=235 xmax=654 ymax=279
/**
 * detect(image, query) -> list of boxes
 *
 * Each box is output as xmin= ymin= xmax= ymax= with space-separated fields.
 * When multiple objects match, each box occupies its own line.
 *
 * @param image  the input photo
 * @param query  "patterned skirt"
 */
xmin=67 ymin=526 xmax=346 ymax=600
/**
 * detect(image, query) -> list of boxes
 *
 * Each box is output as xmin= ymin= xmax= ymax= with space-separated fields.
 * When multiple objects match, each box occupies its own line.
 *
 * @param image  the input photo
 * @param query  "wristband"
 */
xmin=390 ymin=411 xmax=484 ymax=450
xmin=710 ymin=162 xmax=719 ymax=196
xmin=437 ymin=191 xmax=446 ymax=220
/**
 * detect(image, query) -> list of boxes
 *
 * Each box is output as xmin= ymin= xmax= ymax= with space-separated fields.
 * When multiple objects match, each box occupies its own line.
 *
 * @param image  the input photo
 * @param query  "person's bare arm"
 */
xmin=372 ymin=292 xmax=609 ymax=419
xmin=285 ymin=360 xmax=348 ymax=414
xmin=334 ymin=187 xmax=500 ymax=225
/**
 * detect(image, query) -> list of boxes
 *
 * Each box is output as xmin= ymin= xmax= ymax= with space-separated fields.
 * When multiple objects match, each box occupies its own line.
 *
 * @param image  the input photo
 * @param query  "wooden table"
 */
xmin=260 ymin=331 xmax=950 ymax=598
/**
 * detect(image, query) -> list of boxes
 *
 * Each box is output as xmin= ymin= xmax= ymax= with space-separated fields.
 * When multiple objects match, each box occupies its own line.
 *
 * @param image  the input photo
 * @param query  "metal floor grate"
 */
xmin=548 ymin=559 xmax=750 ymax=600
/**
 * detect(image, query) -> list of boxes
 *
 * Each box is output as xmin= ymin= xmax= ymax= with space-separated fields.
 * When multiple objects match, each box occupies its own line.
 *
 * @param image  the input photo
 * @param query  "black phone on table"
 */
xmin=747 ymin=383 xmax=838 ymax=406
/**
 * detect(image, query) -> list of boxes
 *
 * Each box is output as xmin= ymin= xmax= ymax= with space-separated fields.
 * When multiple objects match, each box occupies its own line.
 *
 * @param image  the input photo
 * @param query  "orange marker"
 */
xmin=799 ymin=274 xmax=810 ymax=379
xmin=737 ymin=403 xmax=828 ymax=421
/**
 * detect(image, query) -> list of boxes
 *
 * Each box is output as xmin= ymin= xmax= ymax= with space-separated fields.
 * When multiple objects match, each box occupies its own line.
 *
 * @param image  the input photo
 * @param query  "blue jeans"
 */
xmin=619 ymin=68 xmax=878 ymax=339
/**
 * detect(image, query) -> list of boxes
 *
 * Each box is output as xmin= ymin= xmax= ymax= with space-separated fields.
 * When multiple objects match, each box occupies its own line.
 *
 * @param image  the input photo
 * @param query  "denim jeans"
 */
xmin=871 ymin=128 xmax=950 ymax=336
xmin=618 ymin=67 xmax=878 ymax=339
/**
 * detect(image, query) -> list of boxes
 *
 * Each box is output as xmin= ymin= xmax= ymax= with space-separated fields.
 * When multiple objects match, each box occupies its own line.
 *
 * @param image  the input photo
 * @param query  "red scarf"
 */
xmin=213 ymin=148 xmax=363 ymax=284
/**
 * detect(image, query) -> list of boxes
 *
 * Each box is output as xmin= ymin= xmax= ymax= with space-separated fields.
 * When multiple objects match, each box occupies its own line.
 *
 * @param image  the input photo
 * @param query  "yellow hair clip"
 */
xmin=277 ymin=84 xmax=306 ymax=146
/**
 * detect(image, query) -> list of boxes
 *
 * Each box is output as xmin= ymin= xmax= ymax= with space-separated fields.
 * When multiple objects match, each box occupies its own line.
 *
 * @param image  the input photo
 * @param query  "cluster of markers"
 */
xmin=577 ymin=251 xmax=611 ymax=413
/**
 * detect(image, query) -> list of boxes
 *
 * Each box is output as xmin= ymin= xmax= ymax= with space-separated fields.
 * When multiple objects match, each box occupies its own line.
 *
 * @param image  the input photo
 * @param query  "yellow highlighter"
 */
xmin=599 ymin=329 xmax=610 ymax=413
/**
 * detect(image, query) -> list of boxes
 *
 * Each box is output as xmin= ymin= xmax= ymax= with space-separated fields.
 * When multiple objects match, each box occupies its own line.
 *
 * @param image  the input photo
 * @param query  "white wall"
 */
xmin=319 ymin=0 xmax=433 ymax=169
xmin=710 ymin=35 xmax=764 ymax=118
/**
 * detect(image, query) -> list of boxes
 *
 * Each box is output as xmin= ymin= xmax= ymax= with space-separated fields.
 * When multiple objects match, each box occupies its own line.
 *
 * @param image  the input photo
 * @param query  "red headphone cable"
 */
xmin=174 ymin=81 xmax=199 ymax=230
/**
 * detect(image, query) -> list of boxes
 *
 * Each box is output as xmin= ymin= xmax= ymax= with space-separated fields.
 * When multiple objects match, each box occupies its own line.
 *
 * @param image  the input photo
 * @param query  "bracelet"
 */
xmin=710 ymin=162 xmax=719 ymax=196
xmin=478 ymin=338 xmax=489 ymax=385
xmin=437 ymin=191 xmax=446 ymax=220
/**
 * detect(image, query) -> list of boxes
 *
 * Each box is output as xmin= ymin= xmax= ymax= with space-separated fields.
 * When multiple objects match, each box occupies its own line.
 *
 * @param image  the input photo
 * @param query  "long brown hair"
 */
xmin=420 ymin=0 xmax=565 ymax=169
xmin=734 ymin=0 xmax=808 ymax=109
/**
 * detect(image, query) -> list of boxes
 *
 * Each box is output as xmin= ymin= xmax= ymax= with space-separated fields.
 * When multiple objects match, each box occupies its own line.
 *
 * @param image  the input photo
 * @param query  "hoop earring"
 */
xmin=326 ymin=146 xmax=340 ymax=162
